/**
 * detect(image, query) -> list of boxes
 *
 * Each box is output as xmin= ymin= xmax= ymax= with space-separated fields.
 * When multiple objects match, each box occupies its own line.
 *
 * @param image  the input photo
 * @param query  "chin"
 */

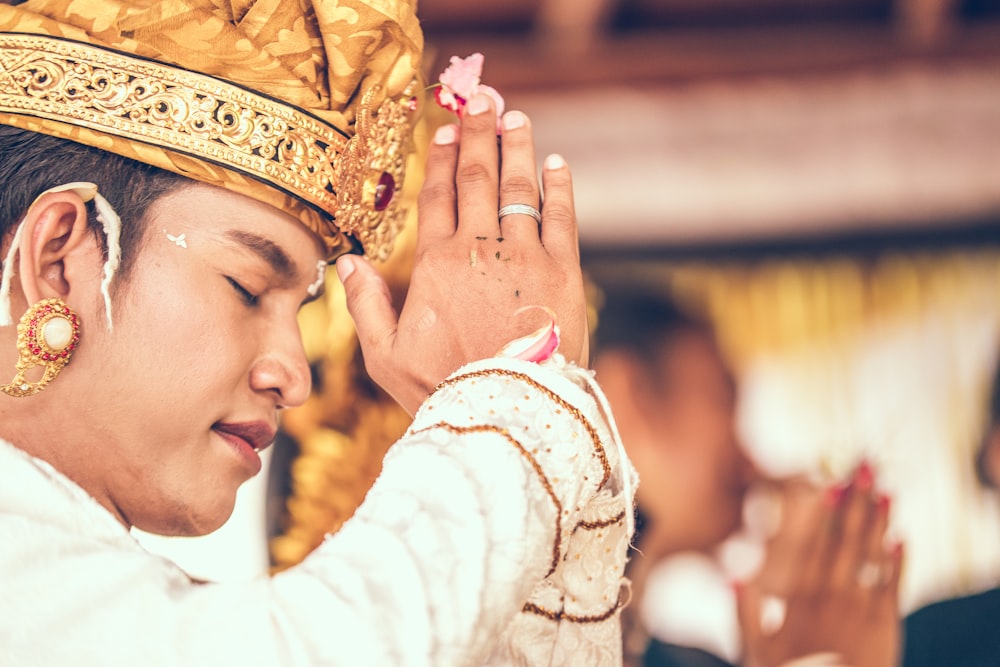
xmin=136 ymin=496 xmax=238 ymax=537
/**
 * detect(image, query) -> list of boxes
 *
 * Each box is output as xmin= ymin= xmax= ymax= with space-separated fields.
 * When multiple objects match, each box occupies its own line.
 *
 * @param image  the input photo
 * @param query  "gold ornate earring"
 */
xmin=1 ymin=298 xmax=81 ymax=398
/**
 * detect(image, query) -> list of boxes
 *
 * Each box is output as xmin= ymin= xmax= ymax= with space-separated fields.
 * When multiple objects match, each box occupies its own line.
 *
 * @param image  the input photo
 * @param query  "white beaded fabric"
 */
xmin=0 ymin=355 xmax=635 ymax=666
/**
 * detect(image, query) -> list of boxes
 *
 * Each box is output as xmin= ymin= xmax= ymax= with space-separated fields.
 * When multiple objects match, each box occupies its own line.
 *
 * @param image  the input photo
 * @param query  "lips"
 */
xmin=212 ymin=421 xmax=276 ymax=453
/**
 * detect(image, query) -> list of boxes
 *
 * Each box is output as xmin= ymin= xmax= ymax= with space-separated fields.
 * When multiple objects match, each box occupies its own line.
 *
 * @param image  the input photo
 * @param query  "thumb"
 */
xmin=337 ymin=255 xmax=398 ymax=362
xmin=734 ymin=580 xmax=763 ymax=651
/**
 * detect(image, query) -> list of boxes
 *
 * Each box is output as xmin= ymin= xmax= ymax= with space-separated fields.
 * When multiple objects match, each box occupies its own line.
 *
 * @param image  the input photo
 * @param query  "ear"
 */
xmin=14 ymin=191 xmax=101 ymax=306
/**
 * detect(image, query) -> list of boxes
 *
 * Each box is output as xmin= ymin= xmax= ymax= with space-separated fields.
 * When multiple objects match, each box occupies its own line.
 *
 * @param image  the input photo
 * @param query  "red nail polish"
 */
xmin=824 ymin=484 xmax=848 ymax=507
xmin=878 ymin=493 xmax=892 ymax=514
xmin=856 ymin=460 xmax=875 ymax=489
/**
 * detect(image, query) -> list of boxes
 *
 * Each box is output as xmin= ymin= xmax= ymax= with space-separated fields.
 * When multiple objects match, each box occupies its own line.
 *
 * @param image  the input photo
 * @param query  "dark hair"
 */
xmin=593 ymin=283 xmax=711 ymax=362
xmin=0 ymin=125 xmax=188 ymax=286
xmin=975 ymin=354 xmax=1000 ymax=487
xmin=991 ymin=358 xmax=1000 ymax=427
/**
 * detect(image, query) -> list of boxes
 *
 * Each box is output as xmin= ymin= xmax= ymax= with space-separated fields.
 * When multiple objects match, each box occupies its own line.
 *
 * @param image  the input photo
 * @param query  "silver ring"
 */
xmin=856 ymin=561 xmax=882 ymax=588
xmin=759 ymin=595 xmax=787 ymax=636
xmin=498 ymin=203 xmax=542 ymax=224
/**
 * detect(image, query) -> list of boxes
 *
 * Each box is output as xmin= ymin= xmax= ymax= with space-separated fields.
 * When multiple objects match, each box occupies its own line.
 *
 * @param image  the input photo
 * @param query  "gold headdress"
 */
xmin=0 ymin=0 xmax=423 ymax=260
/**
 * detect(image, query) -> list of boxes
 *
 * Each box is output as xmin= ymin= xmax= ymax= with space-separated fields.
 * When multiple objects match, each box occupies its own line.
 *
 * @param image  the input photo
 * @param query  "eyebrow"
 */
xmin=224 ymin=230 xmax=298 ymax=284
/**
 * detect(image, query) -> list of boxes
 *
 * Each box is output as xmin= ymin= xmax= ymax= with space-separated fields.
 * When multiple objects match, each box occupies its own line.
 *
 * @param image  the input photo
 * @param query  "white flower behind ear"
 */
xmin=92 ymin=192 xmax=121 ymax=331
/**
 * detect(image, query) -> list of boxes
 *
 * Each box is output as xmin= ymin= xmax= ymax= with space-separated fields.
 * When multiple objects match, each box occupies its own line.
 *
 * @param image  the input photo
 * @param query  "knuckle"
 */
xmin=413 ymin=245 xmax=442 ymax=268
xmin=425 ymin=144 xmax=456 ymax=165
xmin=455 ymin=161 xmax=493 ymax=188
xmin=499 ymin=175 xmax=537 ymax=201
xmin=418 ymin=182 xmax=455 ymax=208
xmin=541 ymin=203 xmax=575 ymax=225
xmin=543 ymin=167 xmax=572 ymax=187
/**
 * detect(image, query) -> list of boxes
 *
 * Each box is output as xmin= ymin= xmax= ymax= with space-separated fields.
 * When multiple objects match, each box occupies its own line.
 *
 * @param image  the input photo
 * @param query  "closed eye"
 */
xmin=226 ymin=277 xmax=259 ymax=307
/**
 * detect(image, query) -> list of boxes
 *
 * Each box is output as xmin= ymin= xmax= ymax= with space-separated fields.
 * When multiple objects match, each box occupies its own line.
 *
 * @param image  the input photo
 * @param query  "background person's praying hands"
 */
xmin=737 ymin=465 xmax=902 ymax=667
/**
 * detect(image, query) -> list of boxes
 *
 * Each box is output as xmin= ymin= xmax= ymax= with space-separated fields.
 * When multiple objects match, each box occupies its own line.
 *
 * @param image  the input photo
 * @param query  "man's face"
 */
xmin=69 ymin=184 xmax=325 ymax=536
xmin=633 ymin=330 xmax=752 ymax=552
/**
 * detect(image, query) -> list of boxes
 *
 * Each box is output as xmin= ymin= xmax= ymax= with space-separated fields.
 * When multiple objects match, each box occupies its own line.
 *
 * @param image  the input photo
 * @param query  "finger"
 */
xmin=497 ymin=110 xmax=541 ymax=244
xmin=881 ymin=541 xmax=904 ymax=603
xmin=416 ymin=123 xmax=461 ymax=248
xmin=336 ymin=255 xmax=397 ymax=375
xmin=734 ymin=581 xmax=762 ymax=649
xmin=776 ymin=484 xmax=830 ymax=595
xmin=455 ymin=93 xmax=501 ymax=238
xmin=539 ymin=154 xmax=579 ymax=261
xmin=856 ymin=492 xmax=892 ymax=598
xmin=828 ymin=461 xmax=878 ymax=589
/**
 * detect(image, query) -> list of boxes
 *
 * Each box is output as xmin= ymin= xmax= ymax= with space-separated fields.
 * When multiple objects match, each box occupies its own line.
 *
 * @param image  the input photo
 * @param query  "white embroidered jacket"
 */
xmin=0 ymin=357 xmax=635 ymax=666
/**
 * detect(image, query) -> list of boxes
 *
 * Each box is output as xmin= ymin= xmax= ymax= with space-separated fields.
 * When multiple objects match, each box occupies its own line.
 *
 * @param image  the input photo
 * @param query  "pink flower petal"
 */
xmin=478 ymin=84 xmax=506 ymax=131
xmin=435 ymin=87 xmax=464 ymax=114
xmin=497 ymin=306 xmax=561 ymax=363
xmin=440 ymin=53 xmax=484 ymax=98
xmin=435 ymin=53 xmax=505 ymax=134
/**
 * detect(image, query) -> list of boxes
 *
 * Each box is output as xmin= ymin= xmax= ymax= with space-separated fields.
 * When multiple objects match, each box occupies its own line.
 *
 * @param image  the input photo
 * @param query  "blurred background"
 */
xmin=139 ymin=0 xmax=1000 ymax=660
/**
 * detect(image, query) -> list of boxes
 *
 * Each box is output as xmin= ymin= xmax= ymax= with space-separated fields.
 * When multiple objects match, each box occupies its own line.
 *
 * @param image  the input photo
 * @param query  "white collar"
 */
xmin=0 ymin=438 xmax=138 ymax=549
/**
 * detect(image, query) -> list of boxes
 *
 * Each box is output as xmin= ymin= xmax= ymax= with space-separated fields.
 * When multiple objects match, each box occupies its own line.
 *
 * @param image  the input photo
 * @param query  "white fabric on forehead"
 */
xmin=0 ymin=182 xmax=121 ymax=330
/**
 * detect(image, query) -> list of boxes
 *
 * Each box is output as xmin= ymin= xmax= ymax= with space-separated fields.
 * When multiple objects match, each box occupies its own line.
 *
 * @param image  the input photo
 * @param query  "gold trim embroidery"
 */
xmin=575 ymin=511 xmax=626 ymax=531
xmin=0 ymin=33 xmax=414 ymax=260
xmin=410 ymin=421 xmax=564 ymax=577
xmin=436 ymin=369 xmax=612 ymax=488
xmin=521 ymin=600 xmax=623 ymax=624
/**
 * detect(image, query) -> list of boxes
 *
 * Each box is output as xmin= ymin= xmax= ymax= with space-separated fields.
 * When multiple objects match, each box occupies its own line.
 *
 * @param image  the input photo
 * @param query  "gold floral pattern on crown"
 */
xmin=0 ymin=33 xmax=415 ymax=260
xmin=336 ymin=85 xmax=418 ymax=261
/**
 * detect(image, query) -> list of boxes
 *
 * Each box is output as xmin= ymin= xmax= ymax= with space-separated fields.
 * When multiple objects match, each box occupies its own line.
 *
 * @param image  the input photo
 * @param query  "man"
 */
xmin=594 ymin=284 xmax=900 ymax=667
xmin=0 ymin=2 xmax=633 ymax=664
xmin=593 ymin=285 xmax=753 ymax=667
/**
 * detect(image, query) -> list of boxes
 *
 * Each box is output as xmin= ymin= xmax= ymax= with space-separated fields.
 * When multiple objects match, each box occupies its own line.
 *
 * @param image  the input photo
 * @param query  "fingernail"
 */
xmin=544 ymin=153 xmax=566 ymax=170
xmin=878 ymin=493 xmax=892 ymax=514
xmin=502 ymin=110 xmax=526 ymax=131
xmin=856 ymin=460 xmax=874 ymax=490
xmin=889 ymin=540 xmax=904 ymax=559
xmin=336 ymin=255 xmax=356 ymax=282
xmin=824 ymin=483 xmax=848 ymax=507
xmin=434 ymin=124 xmax=458 ymax=145
xmin=466 ymin=94 xmax=491 ymax=116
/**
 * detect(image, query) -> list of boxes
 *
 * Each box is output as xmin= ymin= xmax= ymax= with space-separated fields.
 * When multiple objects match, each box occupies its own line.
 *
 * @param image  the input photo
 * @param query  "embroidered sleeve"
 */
xmin=263 ymin=356 xmax=634 ymax=666
xmin=0 ymin=357 xmax=633 ymax=667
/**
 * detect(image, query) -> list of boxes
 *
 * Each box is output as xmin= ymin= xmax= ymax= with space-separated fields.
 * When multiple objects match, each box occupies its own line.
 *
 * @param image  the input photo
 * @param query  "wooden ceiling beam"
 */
xmin=424 ymin=21 xmax=1000 ymax=93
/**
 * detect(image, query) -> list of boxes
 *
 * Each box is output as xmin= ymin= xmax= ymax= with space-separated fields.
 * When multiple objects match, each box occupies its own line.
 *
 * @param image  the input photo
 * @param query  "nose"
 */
xmin=249 ymin=320 xmax=312 ymax=409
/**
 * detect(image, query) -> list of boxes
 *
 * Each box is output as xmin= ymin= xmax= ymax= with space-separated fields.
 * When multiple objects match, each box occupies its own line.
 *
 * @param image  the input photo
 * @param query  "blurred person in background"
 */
xmin=594 ymin=284 xmax=902 ymax=667
xmin=902 ymin=352 xmax=1000 ymax=667
xmin=593 ymin=286 xmax=753 ymax=666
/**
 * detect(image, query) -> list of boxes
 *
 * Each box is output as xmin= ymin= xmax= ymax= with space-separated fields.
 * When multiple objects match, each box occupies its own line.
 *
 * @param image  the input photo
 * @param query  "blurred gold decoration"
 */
xmin=590 ymin=245 xmax=1000 ymax=477
xmin=658 ymin=248 xmax=1000 ymax=372
xmin=269 ymin=118 xmax=429 ymax=571
xmin=592 ymin=245 xmax=1000 ymax=603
